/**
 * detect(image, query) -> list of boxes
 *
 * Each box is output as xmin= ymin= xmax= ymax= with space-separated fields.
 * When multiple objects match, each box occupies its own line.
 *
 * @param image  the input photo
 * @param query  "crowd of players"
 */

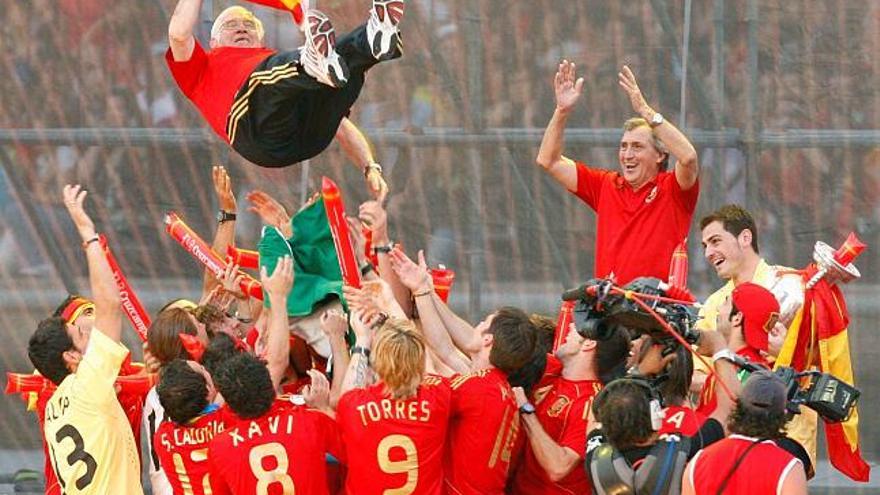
xmin=22 ymin=172 xmax=810 ymax=494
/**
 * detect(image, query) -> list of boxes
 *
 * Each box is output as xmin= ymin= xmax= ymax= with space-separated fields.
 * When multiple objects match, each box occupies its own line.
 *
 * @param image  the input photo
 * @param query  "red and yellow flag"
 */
xmin=776 ymin=264 xmax=870 ymax=482
xmin=244 ymin=0 xmax=305 ymax=24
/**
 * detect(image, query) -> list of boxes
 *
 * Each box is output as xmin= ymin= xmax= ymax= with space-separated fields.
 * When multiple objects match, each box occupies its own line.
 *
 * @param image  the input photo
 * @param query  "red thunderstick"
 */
xmin=165 ymin=212 xmax=263 ymax=300
xmin=322 ymin=177 xmax=361 ymax=289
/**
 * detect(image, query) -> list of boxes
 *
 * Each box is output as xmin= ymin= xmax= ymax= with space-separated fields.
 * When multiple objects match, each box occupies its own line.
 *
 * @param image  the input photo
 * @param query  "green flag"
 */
xmin=258 ymin=196 xmax=344 ymax=317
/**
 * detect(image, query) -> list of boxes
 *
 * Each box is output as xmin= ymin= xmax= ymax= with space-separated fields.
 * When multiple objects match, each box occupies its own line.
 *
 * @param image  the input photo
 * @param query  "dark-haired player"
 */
xmin=29 ymin=185 xmax=143 ymax=494
xmin=154 ymin=359 xmax=227 ymax=495
xmin=207 ymin=256 xmax=343 ymax=494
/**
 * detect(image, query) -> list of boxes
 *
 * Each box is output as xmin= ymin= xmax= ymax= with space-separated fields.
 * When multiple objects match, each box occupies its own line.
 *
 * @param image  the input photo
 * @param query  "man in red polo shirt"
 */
xmin=166 ymin=0 xmax=403 ymax=191
xmin=535 ymin=61 xmax=700 ymax=285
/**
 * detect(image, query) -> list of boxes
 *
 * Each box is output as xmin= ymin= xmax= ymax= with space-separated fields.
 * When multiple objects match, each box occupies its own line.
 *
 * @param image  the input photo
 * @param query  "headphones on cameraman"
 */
xmin=593 ymin=377 xmax=665 ymax=431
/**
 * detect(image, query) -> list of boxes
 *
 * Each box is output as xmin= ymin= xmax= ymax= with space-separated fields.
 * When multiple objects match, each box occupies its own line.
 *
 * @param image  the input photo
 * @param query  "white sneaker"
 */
xmin=299 ymin=9 xmax=349 ymax=88
xmin=366 ymin=0 xmax=404 ymax=60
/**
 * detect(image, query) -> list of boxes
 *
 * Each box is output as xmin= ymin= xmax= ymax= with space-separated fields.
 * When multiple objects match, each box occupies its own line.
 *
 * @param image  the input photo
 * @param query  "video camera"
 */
xmin=733 ymin=357 xmax=860 ymax=423
xmin=562 ymin=277 xmax=699 ymax=346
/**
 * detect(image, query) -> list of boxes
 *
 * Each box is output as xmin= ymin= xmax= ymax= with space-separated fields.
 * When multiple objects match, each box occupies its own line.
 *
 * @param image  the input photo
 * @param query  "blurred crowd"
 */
xmin=0 ymin=0 xmax=878 ymax=305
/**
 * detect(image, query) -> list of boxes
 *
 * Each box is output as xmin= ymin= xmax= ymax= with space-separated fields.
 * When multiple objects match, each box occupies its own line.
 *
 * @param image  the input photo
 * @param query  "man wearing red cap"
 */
xmin=722 ymin=282 xmax=780 ymax=367
xmin=697 ymin=282 xmax=779 ymax=415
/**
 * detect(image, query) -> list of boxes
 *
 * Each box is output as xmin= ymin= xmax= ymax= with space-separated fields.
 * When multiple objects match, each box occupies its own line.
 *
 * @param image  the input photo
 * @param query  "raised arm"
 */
xmin=358 ymin=190 xmax=412 ymax=316
xmin=63 ymin=185 xmax=122 ymax=341
xmin=618 ymin=65 xmax=699 ymax=189
xmin=340 ymin=311 xmax=377 ymax=394
xmin=535 ymin=60 xmax=583 ymax=192
xmin=320 ymin=309 xmax=351 ymax=407
xmin=168 ymin=0 xmax=201 ymax=61
xmin=335 ymin=118 xmax=387 ymax=198
xmin=203 ymin=165 xmax=238 ymax=296
xmin=696 ymin=330 xmax=740 ymax=432
xmin=388 ymin=249 xmax=471 ymax=374
xmin=260 ymin=255 xmax=294 ymax=392
xmin=426 ymin=292 xmax=481 ymax=356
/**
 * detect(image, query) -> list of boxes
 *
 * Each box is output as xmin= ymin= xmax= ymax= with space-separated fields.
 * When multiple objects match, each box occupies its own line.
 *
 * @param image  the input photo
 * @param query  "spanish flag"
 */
xmin=775 ymin=263 xmax=870 ymax=482
xmin=244 ymin=0 xmax=305 ymax=24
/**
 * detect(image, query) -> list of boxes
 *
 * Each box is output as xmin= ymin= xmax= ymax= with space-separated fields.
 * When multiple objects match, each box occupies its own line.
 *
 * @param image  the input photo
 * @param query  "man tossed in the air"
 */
xmin=167 ymin=0 xmax=403 ymax=192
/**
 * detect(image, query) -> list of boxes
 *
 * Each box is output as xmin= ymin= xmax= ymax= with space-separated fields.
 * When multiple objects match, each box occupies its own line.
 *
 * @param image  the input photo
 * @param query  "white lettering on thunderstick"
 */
xmin=182 ymin=232 xmax=224 ymax=276
xmin=113 ymin=270 xmax=148 ymax=334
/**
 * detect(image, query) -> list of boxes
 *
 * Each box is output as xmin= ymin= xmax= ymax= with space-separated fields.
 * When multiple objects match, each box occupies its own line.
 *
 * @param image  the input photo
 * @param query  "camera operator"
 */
xmin=635 ymin=340 xmax=708 ymax=436
xmin=584 ymin=330 xmax=739 ymax=495
xmin=682 ymin=371 xmax=808 ymax=495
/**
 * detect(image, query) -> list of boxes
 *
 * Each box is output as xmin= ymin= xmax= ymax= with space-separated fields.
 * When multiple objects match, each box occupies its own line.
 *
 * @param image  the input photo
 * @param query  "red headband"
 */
xmin=60 ymin=297 xmax=94 ymax=324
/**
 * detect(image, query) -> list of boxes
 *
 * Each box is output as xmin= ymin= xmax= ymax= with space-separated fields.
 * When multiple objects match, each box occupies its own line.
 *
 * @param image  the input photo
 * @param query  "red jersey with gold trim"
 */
xmin=155 ymin=409 xmax=229 ymax=495
xmin=510 ymin=375 xmax=601 ymax=495
xmin=445 ymin=368 xmax=521 ymax=495
xmin=689 ymin=434 xmax=802 ymax=494
xmin=659 ymin=405 xmax=707 ymax=436
xmin=207 ymin=398 xmax=342 ymax=495
xmin=336 ymin=375 xmax=451 ymax=495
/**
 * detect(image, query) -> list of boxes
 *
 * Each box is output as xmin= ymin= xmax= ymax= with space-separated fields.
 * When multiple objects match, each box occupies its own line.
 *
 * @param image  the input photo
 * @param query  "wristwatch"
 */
xmin=360 ymin=262 xmax=375 ymax=276
xmin=352 ymin=346 xmax=371 ymax=358
xmin=519 ymin=402 xmax=536 ymax=415
xmin=364 ymin=162 xmax=383 ymax=177
xmin=372 ymin=242 xmax=395 ymax=254
xmin=217 ymin=210 xmax=237 ymax=223
xmin=650 ymin=112 xmax=665 ymax=128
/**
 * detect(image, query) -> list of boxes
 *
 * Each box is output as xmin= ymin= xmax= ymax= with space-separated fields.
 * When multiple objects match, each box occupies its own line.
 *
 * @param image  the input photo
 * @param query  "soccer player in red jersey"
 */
xmin=207 ymin=256 xmax=343 ymax=495
xmin=510 ymin=322 xmax=630 ymax=494
xmin=389 ymin=248 xmax=538 ymax=495
xmin=154 ymin=359 xmax=228 ymax=495
xmin=208 ymin=354 xmax=341 ymax=495
xmin=337 ymin=317 xmax=451 ymax=495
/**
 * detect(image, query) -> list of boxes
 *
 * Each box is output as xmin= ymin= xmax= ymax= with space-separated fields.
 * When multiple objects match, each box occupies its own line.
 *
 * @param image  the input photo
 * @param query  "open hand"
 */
xmin=554 ymin=60 xmax=584 ymax=114
xmin=618 ymin=65 xmax=651 ymax=117
xmin=212 ymin=165 xmax=237 ymax=213
xmin=246 ymin=190 xmax=292 ymax=238
xmin=260 ymin=256 xmax=294 ymax=299
xmin=388 ymin=248 xmax=432 ymax=293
